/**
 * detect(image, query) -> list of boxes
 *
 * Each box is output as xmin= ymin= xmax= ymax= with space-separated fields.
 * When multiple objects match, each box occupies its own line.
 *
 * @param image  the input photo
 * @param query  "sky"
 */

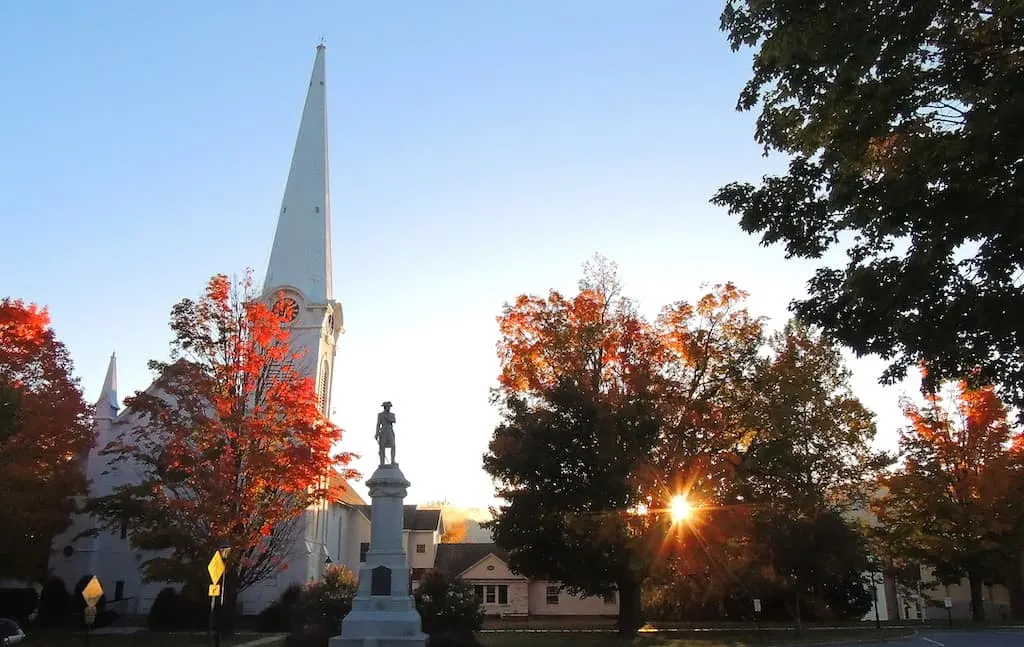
xmin=0 ymin=1 xmax=919 ymax=509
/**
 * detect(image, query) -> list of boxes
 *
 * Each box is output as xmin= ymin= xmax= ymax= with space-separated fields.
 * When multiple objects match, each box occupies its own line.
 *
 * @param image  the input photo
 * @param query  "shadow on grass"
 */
xmin=477 ymin=627 xmax=914 ymax=647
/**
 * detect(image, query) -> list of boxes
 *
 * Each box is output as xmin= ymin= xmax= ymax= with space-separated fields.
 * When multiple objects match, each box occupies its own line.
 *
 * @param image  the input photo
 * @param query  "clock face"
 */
xmin=274 ymin=297 xmax=299 ymax=322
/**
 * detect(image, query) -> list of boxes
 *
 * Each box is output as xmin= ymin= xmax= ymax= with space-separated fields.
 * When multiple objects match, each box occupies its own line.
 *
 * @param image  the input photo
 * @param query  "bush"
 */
xmin=414 ymin=570 xmax=483 ymax=637
xmin=147 ymin=587 xmax=180 ymax=630
xmin=288 ymin=565 xmax=357 ymax=647
xmin=35 ymin=577 xmax=72 ymax=627
xmin=256 ymin=584 xmax=303 ymax=632
xmin=0 ymin=588 xmax=38 ymax=626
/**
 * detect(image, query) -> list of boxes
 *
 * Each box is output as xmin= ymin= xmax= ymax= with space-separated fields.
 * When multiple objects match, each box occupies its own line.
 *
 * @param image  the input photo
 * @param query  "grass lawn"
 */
xmin=477 ymin=627 xmax=913 ymax=647
xmin=22 ymin=629 xmax=284 ymax=647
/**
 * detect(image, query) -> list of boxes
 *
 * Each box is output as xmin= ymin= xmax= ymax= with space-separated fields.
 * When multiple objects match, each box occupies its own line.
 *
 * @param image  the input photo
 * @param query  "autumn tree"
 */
xmin=86 ymin=271 xmax=354 ymax=598
xmin=483 ymin=256 xmax=764 ymax=636
xmin=873 ymin=381 xmax=1024 ymax=621
xmin=735 ymin=321 xmax=888 ymax=625
xmin=441 ymin=519 xmax=468 ymax=544
xmin=713 ymin=1 xmax=1024 ymax=418
xmin=0 ymin=299 xmax=93 ymax=580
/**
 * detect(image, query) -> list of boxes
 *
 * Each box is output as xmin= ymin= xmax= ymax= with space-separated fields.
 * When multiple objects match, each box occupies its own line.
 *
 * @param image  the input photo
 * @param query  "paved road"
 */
xmin=828 ymin=629 xmax=1024 ymax=647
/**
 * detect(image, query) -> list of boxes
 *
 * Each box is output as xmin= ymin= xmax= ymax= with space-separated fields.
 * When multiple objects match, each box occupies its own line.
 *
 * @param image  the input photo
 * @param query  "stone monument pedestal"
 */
xmin=331 ymin=463 xmax=427 ymax=647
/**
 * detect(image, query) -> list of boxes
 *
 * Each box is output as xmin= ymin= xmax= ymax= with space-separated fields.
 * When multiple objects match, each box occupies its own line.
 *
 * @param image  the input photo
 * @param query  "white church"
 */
xmin=48 ymin=44 xmax=395 ymax=615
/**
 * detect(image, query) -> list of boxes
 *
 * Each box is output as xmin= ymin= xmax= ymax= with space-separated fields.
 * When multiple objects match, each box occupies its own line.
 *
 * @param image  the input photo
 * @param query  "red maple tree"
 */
xmin=0 ymin=298 xmax=93 ymax=580
xmin=873 ymin=379 xmax=1024 ymax=621
xmin=87 ymin=271 xmax=355 ymax=593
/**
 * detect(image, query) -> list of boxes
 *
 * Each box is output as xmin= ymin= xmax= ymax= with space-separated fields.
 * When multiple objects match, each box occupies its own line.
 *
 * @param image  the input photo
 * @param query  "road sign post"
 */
xmin=208 ymin=550 xmax=227 ymax=647
xmin=80 ymin=576 xmax=103 ymax=647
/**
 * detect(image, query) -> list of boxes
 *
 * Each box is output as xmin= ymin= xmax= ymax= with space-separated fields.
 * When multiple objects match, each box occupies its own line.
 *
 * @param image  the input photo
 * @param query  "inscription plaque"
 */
xmin=371 ymin=565 xmax=392 ymax=596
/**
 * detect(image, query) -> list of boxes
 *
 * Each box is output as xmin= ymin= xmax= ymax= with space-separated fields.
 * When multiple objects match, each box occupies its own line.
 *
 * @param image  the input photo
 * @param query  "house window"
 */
xmin=475 ymin=584 xmax=509 ymax=605
xmin=416 ymin=544 xmax=425 ymax=554
xmin=546 ymin=585 xmax=559 ymax=605
xmin=603 ymin=591 xmax=616 ymax=604
xmin=359 ymin=542 xmax=369 ymax=563
xmin=115 ymin=581 xmax=125 ymax=601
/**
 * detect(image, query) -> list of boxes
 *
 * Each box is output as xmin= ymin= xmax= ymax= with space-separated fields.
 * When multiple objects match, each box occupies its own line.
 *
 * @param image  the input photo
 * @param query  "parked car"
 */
xmin=0 ymin=618 xmax=25 ymax=645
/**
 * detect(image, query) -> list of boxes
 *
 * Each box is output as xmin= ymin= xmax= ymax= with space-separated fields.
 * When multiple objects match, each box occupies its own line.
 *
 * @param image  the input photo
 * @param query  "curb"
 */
xmin=232 ymin=634 xmax=288 ymax=647
xmin=781 ymin=629 xmax=916 ymax=646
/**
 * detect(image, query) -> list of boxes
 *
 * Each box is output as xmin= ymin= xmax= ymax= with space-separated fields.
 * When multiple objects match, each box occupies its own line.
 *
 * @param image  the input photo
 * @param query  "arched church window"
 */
xmin=318 ymin=358 xmax=331 ymax=415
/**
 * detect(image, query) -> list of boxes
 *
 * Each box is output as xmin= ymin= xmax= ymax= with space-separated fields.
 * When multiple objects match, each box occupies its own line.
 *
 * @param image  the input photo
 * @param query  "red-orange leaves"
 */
xmin=90 ymin=270 xmax=356 ymax=591
xmin=0 ymin=298 xmax=93 ymax=580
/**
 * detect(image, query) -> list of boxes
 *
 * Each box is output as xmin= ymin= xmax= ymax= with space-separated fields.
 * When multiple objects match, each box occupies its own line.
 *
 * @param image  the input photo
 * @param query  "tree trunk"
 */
xmin=968 ymin=571 xmax=986 ymax=622
xmin=616 ymin=578 xmax=644 ymax=638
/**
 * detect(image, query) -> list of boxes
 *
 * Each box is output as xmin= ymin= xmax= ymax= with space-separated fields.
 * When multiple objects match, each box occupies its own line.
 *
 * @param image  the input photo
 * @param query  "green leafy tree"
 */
xmin=414 ymin=570 xmax=484 ymax=638
xmin=733 ymin=321 xmax=886 ymax=626
xmin=713 ymin=1 xmax=1024 ymax=417
xmin=483 ymin=256 xmax=764 ymax=636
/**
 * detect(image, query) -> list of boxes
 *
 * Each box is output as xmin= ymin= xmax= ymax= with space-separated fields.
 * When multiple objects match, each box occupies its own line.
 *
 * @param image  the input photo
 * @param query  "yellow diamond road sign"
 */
xmin=81 ymin=576 xmax=103 ymax=608
xmin=208 ymin=550 xmax=225 ymax=584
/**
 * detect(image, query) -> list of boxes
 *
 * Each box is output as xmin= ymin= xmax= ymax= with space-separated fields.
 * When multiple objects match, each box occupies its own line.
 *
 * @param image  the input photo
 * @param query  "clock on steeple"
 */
xmin=274 ymin=296 xmax=299 ymax=322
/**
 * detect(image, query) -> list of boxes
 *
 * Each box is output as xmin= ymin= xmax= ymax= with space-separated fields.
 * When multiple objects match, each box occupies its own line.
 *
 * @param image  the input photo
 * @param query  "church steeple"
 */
xmin=263 ymin=43 xmax=333 ymax=303
xmin=261 ymin=44 xmax=343 ymax=418
xmin=96 ymin=352 xmax=118 ymax=420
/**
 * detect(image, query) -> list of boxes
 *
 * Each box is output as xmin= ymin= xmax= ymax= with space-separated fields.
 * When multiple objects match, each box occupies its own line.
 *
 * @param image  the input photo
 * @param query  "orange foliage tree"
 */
xmin=483 ymin=255 xmax=765 ymax=635
xmin=440 ymin=519 xmax=468 ymax=544
xmin=0 ymin=299 xmax=92 ymax=580
xmin=873 ymin=380 xmax=1024 ymax=621
xmin=86 ymin=271 xmax=355 ymax=594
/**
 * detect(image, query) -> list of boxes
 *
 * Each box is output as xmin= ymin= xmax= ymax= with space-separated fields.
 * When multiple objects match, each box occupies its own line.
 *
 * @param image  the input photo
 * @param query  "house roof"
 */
xmin=329 ymin=472 xmax=366 ymax=506
xmin=354 ymin=505 xmax=442 ymax=531
xmin=433 ymin=543 xmax=509 ymax=578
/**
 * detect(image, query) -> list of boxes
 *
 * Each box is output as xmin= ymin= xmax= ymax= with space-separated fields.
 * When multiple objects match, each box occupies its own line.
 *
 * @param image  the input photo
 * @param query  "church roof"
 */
xmin=354 ymin=505 xmax=442 ymax=532
xmin=328 ymin=471 xmax=367 ymax=506
xmin=433 ymin=543 xmax=509 ymax=578
xmin=262 ymin=43 xmax=333 ymax=303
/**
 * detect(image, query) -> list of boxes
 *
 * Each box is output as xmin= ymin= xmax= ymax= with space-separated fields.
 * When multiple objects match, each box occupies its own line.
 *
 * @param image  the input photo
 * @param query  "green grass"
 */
xmin=22 ymin=629 xmax=282 ymax=647
xmin=477 ymin=627 xmax=914 ymax=647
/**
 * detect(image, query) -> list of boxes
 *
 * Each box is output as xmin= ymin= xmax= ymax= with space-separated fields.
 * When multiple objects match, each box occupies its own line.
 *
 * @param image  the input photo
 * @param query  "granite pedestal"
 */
xmin=330 ymin=463 xmax=427 ymax=647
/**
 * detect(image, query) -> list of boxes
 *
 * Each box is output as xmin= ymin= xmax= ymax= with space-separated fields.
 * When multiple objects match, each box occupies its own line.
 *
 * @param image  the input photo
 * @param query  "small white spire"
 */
xmin=96 ymin=352 xmax=118 ymax=419
xmin=263 ymin=44 xmax=333 ymax=303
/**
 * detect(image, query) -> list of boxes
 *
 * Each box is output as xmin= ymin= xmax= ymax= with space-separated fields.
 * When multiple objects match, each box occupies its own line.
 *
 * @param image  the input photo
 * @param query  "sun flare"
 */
xmin=669 ymin=495 xmax=693 ymax=523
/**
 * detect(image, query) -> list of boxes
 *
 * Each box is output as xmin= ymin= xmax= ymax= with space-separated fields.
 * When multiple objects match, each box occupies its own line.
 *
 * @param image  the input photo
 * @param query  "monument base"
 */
xmin=331 ymin=462 xmax=427 ymax=647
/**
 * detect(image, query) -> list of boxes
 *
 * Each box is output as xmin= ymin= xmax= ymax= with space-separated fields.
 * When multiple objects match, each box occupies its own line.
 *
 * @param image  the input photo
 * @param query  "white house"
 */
xmin=431 ymin=543 xmax=619 ymax=619
xmin=48 ymin=43 xmax=362 ymax=616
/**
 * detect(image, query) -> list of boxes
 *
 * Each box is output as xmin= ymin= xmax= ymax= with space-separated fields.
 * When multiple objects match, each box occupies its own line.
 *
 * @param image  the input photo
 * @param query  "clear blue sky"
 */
xmin=0 ymin=1 xmax=916 ymax=508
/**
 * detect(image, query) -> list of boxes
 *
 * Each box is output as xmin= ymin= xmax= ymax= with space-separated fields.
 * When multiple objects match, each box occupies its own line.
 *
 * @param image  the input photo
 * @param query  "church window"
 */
xmin=359 ymin=542 xmax=369 ymax=563
xmin=318 ymin=359 xmax=331 ymax=414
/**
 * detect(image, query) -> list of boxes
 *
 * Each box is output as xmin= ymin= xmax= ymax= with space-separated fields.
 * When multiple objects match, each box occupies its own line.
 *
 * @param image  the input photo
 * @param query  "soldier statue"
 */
xmin=375 ymin=401 xmax=396 ymax=465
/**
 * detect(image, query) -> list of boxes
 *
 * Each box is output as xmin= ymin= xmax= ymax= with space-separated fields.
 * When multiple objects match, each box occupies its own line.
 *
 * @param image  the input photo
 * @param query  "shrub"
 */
xmin=147 ymin=587 xmax=180 ymax=631
xmin=414 ymin=570 xmax=483 ymax=637
xmin=0 ymin=588 xmax=38 ymax=626
xmin=256 ymin=584 xmax=303 ymax=632
xmin=35 ymin=577 xmax=72 ymax=627
xmin=288 ymin=565 xmax=358 ymax=647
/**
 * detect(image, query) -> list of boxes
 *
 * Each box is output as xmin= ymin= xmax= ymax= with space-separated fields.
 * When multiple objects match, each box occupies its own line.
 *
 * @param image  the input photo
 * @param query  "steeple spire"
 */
xmin=263 ymin=44 xmax=333 ymax=302
xmin=96 ymin=352 xmax=118 ymax=420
